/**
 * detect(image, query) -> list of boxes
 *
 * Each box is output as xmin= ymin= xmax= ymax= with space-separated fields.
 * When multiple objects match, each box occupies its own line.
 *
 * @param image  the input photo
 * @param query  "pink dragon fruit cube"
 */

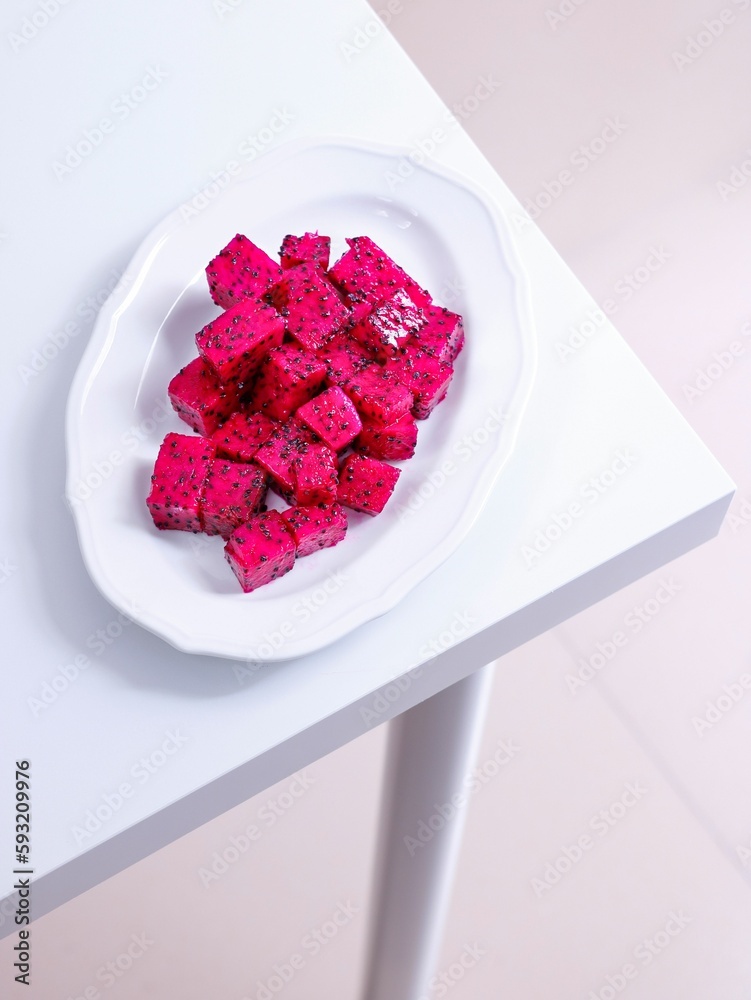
xmin=271 ymin=263 xmax=350 ymax=352
xmin=146 ymin=433 xmax=215 ymax=532
xmin=345 ymin=364 xmax=414 ymax=426
xmin=355 ymin=412 xmax=418 ymax=461
xmin=294 ymin=385 xmax=362 ymax=451
xmin=318 ymin=332 xmax=375 ymax=388
xmin=253 ymin=420 xmax=316 ymax=499
xmin=349 ymin=288 xmax=426 ymax=362
xmin=290 ymin=443 xmax=338 ymax=506
xmin=196 ymin=299 xmax=284 ymax=385
xmin=409 ymin=306 xmax=465 ymax=364
xmin=337 ymin=453 xmax=401 ymax=516
xmin=279 ymin=232 xmax=331 ymax=271
xmin=206 ymin=234 xmax=283 ymax=310
xmin=224 ymin=511 xmax=297 ymax=592
xmin=386 ymin=348 xmax=454 ymax=419
xmin=328 ymin=236 xmax=432 ymax=322
xmin=281 ymin=504 xmax=348 ymax=557
xmin=167 ymin=356 xmax=242 ymax=437
xmin=245 ymin=343 xmax=327 ymax=422
xmin=202 ymin=460 xmax=268 ymax=538
xmin=209 ymin=410 xmax=279 ymax=463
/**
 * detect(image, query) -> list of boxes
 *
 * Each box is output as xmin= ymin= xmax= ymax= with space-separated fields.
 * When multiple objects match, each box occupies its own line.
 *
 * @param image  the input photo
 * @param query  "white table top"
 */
xmin=0 ymin=0 xmax=733 ymax=927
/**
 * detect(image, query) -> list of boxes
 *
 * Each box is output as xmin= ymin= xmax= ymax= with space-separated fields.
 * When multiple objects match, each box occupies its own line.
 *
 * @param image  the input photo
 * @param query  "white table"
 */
xmin=0 ymin=1 xmax=733 ymax=996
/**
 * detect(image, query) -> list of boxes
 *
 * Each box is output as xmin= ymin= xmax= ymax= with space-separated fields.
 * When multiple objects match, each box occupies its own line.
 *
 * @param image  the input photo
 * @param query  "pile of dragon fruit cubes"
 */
xmin=146 ymin=232 xmax=464 ymax=593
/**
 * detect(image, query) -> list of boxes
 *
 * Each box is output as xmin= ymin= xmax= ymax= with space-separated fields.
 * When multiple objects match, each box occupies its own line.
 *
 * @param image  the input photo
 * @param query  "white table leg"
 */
xmin=362 ymin=662 xmax=496 ymax=1000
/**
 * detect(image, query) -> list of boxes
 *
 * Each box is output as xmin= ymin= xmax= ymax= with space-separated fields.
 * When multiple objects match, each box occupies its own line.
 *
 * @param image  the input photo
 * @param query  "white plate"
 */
xmin=65 ymin=138 xmax=537 ymax=661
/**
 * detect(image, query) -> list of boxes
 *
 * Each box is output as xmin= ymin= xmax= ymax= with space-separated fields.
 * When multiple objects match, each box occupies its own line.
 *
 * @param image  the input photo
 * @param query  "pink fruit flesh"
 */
xmin=152 ymin=231 xmax=465 ymax=593
xmin=385 ymin=349 xmax=453 ymax=419
xmin=167 ymin=356 xmax=241 ymax=436
xmin=224 ymin=511 xmax=297 ymax=593
xmin=279 ymin=232 xmax=331 ymax=271
xmin=328 ymin=236 xmax=432 ymax=322
xmin=291 ymin=443 xmax=338 ymax=506
xmin=196 ymin=299 xmax=285 ymax=384
xmin=202 ymin=460 xmax=268 ymax=538
xmin=344 ymin=364 xmax=414 ymax=426
xmin=253 ymin=421 xmax=316 ymax=498
xmin=209 ymin=410 xmax=279 ymax=463
xmin=409 ymin=306 xmax=465 ymax=364
xmin=294 ymin=385 xmax=362 ymax=451
xmin=281 ymin=504 xmax=348 ymax=557
xmin=146 ymin=433 xmax=215 ymax=532
xmin=206 ymin=234 xmax=282 ymax=309
xmin=271 ymin=263 xmax=350 ymax=352
xmin=355 ymin=412 xmax=418 ymax=461
xmin=337 ymin=453 xmax=400 ymax=515
xmin=245 ymin=343 xmax=327 ymax=422
xmin=318 ymin=333 xmax=375 ymax=388
xmin=349 ymin=288 xmax=426 ymax=362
